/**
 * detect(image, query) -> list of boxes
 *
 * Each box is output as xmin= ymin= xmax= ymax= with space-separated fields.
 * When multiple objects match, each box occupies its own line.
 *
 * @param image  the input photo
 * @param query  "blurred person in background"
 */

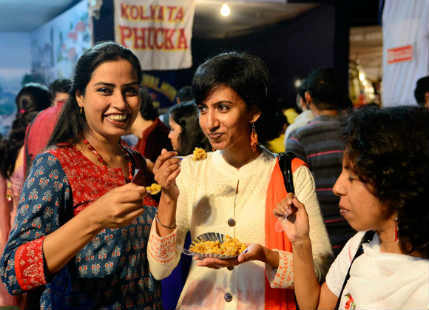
xmin=129 ymin=88 xmax=171 ymax=169
xmin=23 ymin=78 xmax=72 ymax=175
xmin=168 ymin=100 xmax=211 ymax=155
xmin=0 ymin=82 xmax=51 ymax=308
xmin=286 ymin=68 xmax=354 ymax=256
xmin=159 ymin=85 xmax=194 ymax=127
xmin=414 ymin=75 xmax=429 ymax=108
xmin=283 ymin=78 xmax=314 ymax=146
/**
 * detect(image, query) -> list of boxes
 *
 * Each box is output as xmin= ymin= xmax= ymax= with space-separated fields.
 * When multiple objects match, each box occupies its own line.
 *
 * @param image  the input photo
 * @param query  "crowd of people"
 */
xmin=0 ymin=41 xmax=428 ymax=310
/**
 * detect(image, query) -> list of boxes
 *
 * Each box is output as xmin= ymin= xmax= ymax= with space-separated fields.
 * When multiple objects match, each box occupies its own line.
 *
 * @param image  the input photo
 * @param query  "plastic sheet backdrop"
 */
xmin=382 ymin=0 xmax=429 ymax=107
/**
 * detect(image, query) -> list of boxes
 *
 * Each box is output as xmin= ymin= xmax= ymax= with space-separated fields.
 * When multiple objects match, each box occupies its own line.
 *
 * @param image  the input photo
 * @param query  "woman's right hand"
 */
xmin=87 ymin=182 xmax=147 ymax=229
xmin=274 ymin=194 xmax=310 ymax=244
xmin=153 ymin=149 xmax=181 ymax=201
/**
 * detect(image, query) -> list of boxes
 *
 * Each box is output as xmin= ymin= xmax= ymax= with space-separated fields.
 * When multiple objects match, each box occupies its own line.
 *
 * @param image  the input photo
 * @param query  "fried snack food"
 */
xmin=192 ymin=147 xmax=207 ymax=161
xmin=146 ymin=183 xmax=161 ymax=195
xmin=190 ymin=235 xmax=247 ymax=257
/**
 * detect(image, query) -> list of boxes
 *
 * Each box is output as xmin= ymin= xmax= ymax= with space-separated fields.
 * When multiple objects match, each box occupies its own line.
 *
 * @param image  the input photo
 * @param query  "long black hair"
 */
xmin=343 ymin=106 xmax=429 ymax=258
xmin=0 ymin=83 xmax=51 ymax=178
xmin=169 ymin=101 xmax=210 ymax=155
xmin=192 ymin=51 xmax=285 ymax=144
xmin=48 ymin=41 xmax=142 ymax=146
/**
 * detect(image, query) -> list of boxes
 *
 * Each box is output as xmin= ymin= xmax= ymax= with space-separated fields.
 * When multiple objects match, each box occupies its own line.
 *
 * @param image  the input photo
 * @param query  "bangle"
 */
xmin=155 ymin=214 xmax=176 ymax=230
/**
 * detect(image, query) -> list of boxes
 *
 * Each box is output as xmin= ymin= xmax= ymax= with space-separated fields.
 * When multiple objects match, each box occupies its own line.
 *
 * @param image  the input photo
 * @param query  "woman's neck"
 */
xmin=377 ymin=216 xmax=402 ymax=254
xmin=221 ymin=142 xmax=261 ymax=169
xmin=82 ymin=132 xmax=123 ymax=164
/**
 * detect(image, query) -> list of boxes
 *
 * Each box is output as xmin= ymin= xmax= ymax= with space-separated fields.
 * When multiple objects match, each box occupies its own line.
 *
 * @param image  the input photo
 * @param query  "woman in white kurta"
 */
xmin=147 ymin=52 xmax=332 ymax=310
xmin=278 ymin=106 xmax=429 ymax=310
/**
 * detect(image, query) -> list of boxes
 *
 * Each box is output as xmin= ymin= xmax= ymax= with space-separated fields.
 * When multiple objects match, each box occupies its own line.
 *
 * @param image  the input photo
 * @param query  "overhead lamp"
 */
xmin=220 ymin=3 xmax=231 ymax=17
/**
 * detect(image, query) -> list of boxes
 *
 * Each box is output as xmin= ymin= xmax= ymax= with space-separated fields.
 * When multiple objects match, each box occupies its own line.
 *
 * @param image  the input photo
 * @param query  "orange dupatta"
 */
xmin=265 ymin=157 xmax=306 ymax=310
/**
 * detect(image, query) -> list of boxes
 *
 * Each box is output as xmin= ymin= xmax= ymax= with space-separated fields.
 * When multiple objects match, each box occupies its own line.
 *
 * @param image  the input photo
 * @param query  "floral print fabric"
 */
xmin=0 ymin=146 xmax=161 ymax=309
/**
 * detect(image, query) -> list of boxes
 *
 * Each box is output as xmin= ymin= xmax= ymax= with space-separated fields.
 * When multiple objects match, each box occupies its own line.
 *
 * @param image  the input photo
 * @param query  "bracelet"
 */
xmin=155 ymin=214 xmax=176 ymax=230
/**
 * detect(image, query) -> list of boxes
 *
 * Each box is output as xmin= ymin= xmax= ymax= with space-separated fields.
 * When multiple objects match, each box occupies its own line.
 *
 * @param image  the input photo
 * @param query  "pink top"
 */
xmin=0 ymin=164 xmax=25 ymax=307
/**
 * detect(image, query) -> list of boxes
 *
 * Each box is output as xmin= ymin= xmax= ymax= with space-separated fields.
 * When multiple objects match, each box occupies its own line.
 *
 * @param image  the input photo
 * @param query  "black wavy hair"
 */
xmin=0 ymin=83 xmax=51 ymax=178
xmin=48 ymin=41 xmax=142 ymax=146
xmin=343 ymin=106 xmax=429 ymax=258
xmin=169 ymin=101 xmax=210 ymax=155
xmin=192 ymin=51 xmax=284 ymax=144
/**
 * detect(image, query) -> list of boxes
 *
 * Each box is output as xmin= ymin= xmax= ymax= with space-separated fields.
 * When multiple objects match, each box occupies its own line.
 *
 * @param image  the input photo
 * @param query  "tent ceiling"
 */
xmin=0 ymin=0 xmax=317 ymax=38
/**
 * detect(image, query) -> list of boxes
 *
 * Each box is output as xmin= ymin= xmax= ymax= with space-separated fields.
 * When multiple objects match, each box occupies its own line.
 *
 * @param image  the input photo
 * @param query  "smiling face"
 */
xmin=168 ymin=117 xmax=182 ymax=152
xmin=333 ymin=154 xmax=392 ymax=231
xmin=197 ymin=85 xmax=260 ymax=153
xmin=76 ymin=59 xmax=140 ymax=142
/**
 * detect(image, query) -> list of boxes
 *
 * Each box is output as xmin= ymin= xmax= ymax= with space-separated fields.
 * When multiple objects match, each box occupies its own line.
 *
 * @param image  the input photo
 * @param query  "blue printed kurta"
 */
xmin=0 ymin=145 xmax=161 ymax=309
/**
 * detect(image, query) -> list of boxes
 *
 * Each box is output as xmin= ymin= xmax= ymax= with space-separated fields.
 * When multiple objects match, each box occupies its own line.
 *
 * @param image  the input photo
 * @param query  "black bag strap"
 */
xmin=334 ymin=230 xmax=375 ymax=310
xmin=278 ymin=151 xmax=296 ymax=194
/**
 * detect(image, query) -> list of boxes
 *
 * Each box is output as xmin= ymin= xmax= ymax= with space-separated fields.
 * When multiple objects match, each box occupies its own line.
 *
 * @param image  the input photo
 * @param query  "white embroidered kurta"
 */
xmin=148 ymin=149 xmax=332 ymax=310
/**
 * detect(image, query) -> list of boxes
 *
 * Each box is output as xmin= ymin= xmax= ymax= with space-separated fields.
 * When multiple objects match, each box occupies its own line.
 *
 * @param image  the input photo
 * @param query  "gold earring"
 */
xmin=80 ymin=107 xmax=84 ymax=116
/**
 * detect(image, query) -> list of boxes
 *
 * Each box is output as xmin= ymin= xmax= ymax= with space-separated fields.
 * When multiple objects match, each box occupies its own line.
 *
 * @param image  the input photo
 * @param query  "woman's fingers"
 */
xmin=153 ymin=149 xmax=177 ymax=172
xmin=195 ymin=257 xmax=237 ymax=269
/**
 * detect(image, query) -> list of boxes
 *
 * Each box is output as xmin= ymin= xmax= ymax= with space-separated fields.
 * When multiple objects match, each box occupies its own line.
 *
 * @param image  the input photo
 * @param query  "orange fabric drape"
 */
xmin=265 ymin=157 xmax=306 ymax=310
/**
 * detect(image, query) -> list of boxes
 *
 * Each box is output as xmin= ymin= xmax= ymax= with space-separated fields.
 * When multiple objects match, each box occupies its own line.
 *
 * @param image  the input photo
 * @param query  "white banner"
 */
xmin=114 ymin=0 xmax=196 ymax=70
xmin=382 ymin=0 xmax=429 ymax=106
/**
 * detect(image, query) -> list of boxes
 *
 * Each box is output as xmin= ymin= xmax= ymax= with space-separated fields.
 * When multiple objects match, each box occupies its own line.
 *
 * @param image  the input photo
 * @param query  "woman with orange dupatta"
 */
xmin=147 ymin=51 xmax=332 ymax=310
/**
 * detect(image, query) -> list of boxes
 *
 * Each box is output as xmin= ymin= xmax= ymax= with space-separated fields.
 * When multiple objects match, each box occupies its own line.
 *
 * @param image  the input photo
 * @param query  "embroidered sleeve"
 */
xmin=147 ymin=157 xmax=192 ymax=280
xmin=266 ymin=250 xmax=294 ymax=288
xmin=0 ymin=152 xmax=69 ymax=294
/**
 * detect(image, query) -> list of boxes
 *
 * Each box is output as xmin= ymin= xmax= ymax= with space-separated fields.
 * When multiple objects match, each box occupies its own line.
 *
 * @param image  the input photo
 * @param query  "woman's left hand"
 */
xmin=195 ymin=244 xmax=275 ymax=269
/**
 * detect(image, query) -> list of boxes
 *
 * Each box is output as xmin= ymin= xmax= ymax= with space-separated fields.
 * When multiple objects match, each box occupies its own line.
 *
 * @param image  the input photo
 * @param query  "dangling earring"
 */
xmin=250 ymin=122 xmax=258 ymax=152
xmin=394 ymin=217 xmax=399 ymax=242
xmin=80 ymin=106 xmax=84 ymax=116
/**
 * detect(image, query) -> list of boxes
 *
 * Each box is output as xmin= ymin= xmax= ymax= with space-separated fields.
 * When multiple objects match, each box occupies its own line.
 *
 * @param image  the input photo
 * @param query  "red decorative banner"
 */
xmin=387 ymin=45 xmax=413 ymax=64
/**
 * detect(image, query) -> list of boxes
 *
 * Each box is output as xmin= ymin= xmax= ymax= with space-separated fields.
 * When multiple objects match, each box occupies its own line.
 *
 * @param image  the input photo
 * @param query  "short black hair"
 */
xmin=49 ymin=78 xmax=72 ymax=98
xmin=306 ymin=68 xmax=343 ymax=110
xmin=343 ymin=106 xmax=429 ymax=258
xmin=414 ymin=76 xmax=429 ymax=106
xmin=176 ymin=86 xmax=193 ymax=102
xmin=192 ymin=51 xmax=284 ymax=144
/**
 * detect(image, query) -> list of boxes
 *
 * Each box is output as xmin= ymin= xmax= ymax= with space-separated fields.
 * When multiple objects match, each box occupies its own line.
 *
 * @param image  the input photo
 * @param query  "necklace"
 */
xmin=82 ymin=139 xmax=133 ymax=182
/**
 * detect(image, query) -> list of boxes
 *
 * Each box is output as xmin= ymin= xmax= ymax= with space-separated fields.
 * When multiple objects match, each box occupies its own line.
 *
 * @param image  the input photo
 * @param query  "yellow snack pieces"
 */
xmin=146 ymin=183 xmax=161 ymax=195
xmin=192 ymin=147 xmax=207 ymax=161
xmin=190 ymin=235 xmax=247 ymax=257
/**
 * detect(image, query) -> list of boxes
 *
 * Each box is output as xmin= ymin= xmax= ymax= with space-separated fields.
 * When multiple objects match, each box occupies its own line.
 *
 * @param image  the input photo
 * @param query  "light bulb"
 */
xmin=220 ymin=3 xmax=230 ymax=17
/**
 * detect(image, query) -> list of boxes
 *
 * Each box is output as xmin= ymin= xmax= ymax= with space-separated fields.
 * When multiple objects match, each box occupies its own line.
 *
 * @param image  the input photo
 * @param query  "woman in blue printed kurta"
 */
xmin=0 ymin=42 xmax=162 ymax=309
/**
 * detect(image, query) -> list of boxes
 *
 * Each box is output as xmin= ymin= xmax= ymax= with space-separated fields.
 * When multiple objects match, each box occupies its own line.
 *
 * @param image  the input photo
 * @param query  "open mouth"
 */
xmin=105 ymin=113 xmax=129 ymax=124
